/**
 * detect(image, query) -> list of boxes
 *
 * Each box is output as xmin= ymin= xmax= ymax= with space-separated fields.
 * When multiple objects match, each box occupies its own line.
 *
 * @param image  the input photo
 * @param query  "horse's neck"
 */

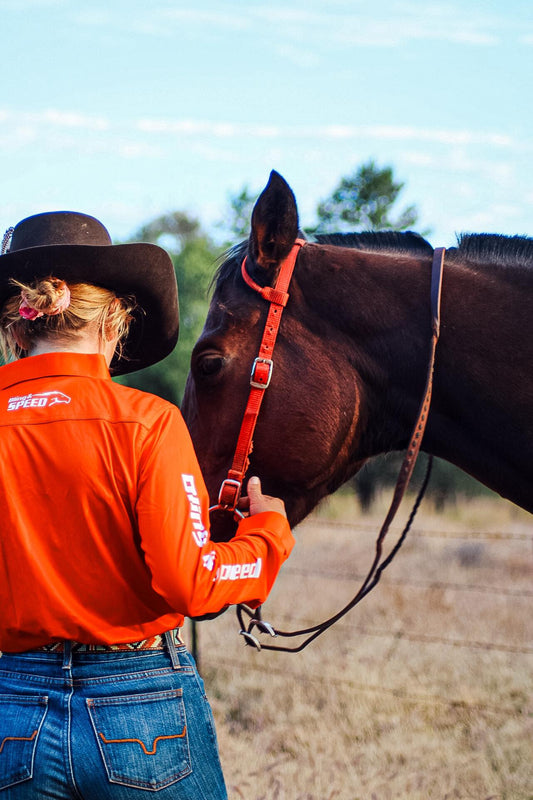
xmin=428 ymin=261 xmax=533 ymax=509
xmin=305 ymin=248 xmax=533 ymax=510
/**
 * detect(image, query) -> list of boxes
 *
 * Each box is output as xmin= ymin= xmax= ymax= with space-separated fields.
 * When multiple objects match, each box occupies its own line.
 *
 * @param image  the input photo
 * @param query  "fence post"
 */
xmin=190 ymin=619 xmax=200 ymax=672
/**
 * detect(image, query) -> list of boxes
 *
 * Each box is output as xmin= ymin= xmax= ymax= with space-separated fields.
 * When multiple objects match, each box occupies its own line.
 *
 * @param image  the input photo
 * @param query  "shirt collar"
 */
xmin=0 ymin=352 xmax=111 ymax=391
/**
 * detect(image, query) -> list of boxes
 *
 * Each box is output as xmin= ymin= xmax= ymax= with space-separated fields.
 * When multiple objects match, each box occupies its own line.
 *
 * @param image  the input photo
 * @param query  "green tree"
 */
xmin=351 ymin=453 xmax=495 ymax=513
xmin=315 ymin=159 xmax=419 ymax=233
xmin=220 ymin=184 xmax=258 ymax=240
xmin=117 ymin=212 xmax=221 ymax=406
xmin=313 ymin=160 xmax=478 ymax=512
xmin=134 ymin=211 xmax=202 ymax=247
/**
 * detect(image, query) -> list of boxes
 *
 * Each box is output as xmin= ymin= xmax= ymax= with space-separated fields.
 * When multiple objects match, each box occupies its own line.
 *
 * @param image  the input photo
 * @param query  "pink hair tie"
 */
xmin=19 ymin=281 xmax=71 ymax=320
xmin=19 ymin=293 xmax=44 ymax=320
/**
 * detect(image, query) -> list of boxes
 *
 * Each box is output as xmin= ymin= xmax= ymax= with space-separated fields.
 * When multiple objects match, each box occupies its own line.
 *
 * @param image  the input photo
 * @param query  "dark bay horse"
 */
xmin=182 ymin=171 xmax=533 ymax=539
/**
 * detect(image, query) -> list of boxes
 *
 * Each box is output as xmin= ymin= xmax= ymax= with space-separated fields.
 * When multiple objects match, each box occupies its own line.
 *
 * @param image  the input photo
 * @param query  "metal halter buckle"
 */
xmin=250 ymin=357 xmax=273 ymax=389
xmin=208 ymin=504 xmax=245 ymax=522
xmin=208 ymin=479 xmax=245 ymax=522
xmin=218 ymin=478 xmax=242 ymax=507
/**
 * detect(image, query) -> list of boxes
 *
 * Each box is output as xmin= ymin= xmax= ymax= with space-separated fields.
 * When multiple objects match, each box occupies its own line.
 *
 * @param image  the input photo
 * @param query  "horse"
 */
xmin=182 ymin=170 xmax=533 ymax=542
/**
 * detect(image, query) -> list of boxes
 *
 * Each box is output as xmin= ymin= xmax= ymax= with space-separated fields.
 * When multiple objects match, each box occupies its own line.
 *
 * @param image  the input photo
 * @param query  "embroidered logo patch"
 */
xmin=7 ymin=391 xmax=71 ymax=411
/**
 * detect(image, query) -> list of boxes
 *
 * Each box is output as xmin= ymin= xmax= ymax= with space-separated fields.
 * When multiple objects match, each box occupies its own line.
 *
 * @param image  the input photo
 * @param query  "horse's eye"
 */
xmin=194 ymin=353 xmax=225 ymax=379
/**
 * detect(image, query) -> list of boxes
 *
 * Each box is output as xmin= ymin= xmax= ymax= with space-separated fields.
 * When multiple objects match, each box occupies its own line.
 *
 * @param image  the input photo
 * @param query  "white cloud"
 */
xmin=275 ymin=44 xmax=322 ymax=69
xmin=1 ymin=107 xmax=521 ymax=166
xmin=244 ymin=3 xmax=503 ymax=47
xmin=401 ymin=151 xmax=436 ymax=167
xmin=135 ymin=116 xmax=516 ymax=149
xmin=455 ymin=203 xmax=525 ymax=232
xmin=0 ymin=108 xmax=108 ymax=131
xmin=36 ymin=110 xmax=109 ymax=130
xmin=160 ymin=7 xmax=250 ymax=31
xmin=69 ymin=1 xmax=510 ymax=49
xmin=0 ymin=0 xmax=65 ymax=7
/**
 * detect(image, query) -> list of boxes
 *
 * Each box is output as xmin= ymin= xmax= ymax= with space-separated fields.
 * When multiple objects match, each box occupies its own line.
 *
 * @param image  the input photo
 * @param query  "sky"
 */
xmin=1 ymin=0 xmax=532 ymax=249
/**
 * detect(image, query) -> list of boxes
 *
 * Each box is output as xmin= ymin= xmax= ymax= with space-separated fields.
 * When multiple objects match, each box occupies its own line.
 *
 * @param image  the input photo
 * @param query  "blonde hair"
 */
xmin=0 ymin=277 xmax=137 ymax=364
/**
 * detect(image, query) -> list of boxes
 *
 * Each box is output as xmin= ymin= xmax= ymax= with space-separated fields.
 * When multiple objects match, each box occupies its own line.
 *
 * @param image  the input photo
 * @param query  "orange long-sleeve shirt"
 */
xmin=0 ymin=352 xmax=294 ymax=652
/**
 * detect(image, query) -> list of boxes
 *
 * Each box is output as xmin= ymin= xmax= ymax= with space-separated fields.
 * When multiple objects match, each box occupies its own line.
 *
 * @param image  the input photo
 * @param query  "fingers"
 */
xmin=246 ymin=476 xmax=287 ymax=519
xmin=246 ymin=475 xmax=262 ymax=498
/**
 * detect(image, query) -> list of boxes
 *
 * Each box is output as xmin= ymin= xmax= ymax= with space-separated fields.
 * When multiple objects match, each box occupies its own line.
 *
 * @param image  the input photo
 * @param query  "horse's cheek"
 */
xmin=259 ymin=362 xmax=357 ymax=484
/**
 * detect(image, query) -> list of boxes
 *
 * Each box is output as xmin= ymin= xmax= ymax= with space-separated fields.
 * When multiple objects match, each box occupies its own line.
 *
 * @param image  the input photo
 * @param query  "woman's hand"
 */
xmin=238 ymin=476 xmax=287 ymax=518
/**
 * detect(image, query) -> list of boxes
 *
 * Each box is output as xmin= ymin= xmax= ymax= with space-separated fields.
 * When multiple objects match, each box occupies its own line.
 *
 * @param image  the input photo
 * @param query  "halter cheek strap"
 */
xmin=212 ymin=238 xmax=306 ymax=513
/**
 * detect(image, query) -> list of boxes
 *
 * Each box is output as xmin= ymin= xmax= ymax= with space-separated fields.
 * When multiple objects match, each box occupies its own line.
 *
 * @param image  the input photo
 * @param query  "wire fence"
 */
xmin=299 ymin=517 xmax=533 ymax=541
xmin=189 ymin=518 xmax=532 ymax=718
xmin=282 ymin=565 xmax=533 ymax=598
xmin=234 ymin=614 xmax=533 ymax=655
xmin=209 ymin=657 xmax=526 ymax=719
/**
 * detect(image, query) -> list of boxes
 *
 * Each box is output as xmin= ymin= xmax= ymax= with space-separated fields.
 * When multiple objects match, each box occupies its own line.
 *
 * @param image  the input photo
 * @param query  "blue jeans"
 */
xmin=0 ymin=641 xmax=227 ymax=799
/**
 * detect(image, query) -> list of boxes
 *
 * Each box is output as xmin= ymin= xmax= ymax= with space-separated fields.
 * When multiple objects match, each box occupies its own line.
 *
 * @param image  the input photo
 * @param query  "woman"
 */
xmin=0 ymin=212 xmax=294 ymax=799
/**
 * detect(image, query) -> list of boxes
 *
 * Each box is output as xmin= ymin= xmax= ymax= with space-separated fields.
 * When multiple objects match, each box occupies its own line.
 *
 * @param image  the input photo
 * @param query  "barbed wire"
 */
xmin=210 ymin=657 xmax=528 ymax=718
xmin=283 ymin=566 xmax=533 ymax=598
xmin=252 ymin=612 xmax=533 ymax=655
xmin=191 ymin=520 xmax=532 ymax=673
xmin=298 ymin=518 xmax=532 ymax=541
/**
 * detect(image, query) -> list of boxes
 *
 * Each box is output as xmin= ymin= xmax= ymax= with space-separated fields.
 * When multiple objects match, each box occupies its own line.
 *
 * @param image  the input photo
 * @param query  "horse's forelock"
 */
xmin=212 ymin=240 xmax=248 ymax=293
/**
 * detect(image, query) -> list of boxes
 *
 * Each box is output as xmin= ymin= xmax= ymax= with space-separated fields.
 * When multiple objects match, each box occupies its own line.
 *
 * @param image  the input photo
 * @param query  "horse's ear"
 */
xmin=250 ymin=170 xmax=299 ymax=270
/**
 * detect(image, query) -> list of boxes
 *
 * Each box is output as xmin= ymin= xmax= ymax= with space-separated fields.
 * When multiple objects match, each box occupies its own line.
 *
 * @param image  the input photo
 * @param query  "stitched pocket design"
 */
xmin=0 ymin=694 xmax=48 ymax=790
xmin=87 ymin=688 xmax=191 ymax=790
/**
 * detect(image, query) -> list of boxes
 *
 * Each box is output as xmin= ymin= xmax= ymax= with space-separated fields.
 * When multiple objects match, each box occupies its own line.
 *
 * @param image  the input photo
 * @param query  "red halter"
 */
xmin=208 ymin=239 xmax=445 ymax=651
xmin=234 ymin=245 xmax=445 ymax=652
xmin=211 ymin=239 xmax=306 ymax=516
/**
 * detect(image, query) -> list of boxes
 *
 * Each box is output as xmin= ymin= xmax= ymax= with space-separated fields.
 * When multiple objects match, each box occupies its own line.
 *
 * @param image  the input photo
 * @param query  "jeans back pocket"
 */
xmin=0 ymin=694 xmax=48 ymax=790
xmin=87 ymin=688 xmax=191 ymax=791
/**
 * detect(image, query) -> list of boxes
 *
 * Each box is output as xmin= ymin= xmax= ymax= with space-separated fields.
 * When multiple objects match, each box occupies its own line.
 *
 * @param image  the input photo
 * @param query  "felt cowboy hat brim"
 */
xmin=0 ymin=211 xmax=179 ymax=375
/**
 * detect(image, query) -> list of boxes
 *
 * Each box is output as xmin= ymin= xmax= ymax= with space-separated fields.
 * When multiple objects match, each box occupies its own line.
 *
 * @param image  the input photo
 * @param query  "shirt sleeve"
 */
xmin=135 ymin=404 xmax=295 ymax=617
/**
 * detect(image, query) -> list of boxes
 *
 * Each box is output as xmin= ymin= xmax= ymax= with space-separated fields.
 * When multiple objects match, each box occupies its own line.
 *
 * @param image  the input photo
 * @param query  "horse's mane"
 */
xmin=312 ymin=230 xmax=433 ymax=257
xmin=214 ymin=231 xmax=533 ymax=291
xmin=214 ymin=231 xmax=432 ymax=289
xmin=450 ymin=233 xmax=533 ymax=269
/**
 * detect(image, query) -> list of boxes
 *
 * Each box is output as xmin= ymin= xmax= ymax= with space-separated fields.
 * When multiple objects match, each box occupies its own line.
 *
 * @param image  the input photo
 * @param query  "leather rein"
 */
xmin=211 ymin=241 xmax=445 ymax=652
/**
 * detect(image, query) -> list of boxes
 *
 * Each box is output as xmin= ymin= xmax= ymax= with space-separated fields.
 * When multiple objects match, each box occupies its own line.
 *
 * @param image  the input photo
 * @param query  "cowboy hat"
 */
xmin=0 ymin=211 xmax=179 ymax=375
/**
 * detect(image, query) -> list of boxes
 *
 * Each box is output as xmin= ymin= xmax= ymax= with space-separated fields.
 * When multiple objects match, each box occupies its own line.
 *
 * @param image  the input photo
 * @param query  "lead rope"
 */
xmin=237 ymin=247 xmax=445 ymax=652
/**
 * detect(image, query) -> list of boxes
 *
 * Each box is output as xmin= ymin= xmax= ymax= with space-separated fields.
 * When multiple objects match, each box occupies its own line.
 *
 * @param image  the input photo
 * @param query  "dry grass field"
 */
xmin=184 ymin=492 xmax=532 ymax=800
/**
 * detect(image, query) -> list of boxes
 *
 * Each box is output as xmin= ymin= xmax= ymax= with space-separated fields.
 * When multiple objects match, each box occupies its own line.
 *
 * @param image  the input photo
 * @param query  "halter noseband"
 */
xmin=212 ymin=240 xmax=445 ymax=653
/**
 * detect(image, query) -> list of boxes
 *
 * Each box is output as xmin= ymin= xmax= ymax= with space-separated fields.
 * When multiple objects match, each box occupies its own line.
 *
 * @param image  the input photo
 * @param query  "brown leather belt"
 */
xmin=33 ymin=630 xmax=183 ymax=653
